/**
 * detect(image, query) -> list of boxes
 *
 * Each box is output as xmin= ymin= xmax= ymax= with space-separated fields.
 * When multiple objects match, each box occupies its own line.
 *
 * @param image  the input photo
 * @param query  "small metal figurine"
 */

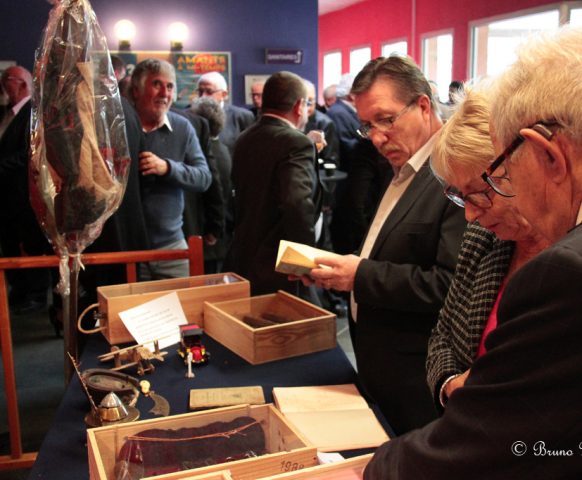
xmin=185 ymin=351 xmax=195 ymax=379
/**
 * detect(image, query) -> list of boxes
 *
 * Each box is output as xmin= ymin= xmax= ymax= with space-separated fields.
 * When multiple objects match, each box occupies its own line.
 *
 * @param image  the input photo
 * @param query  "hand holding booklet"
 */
xmin=275 ymin=240 xmax=338 ymax=277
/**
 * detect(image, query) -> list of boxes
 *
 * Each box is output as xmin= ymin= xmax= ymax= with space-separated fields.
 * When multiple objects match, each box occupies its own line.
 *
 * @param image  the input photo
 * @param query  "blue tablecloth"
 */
xmin=28 ymin=331 xmax=377 ymax=479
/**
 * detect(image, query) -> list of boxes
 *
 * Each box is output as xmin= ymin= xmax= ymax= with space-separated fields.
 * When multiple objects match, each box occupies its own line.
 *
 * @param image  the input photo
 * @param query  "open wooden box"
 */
xmin=203 ymin=291 xmax=336 ymax=365
xmin=96 ymin=273 xmax=249 ymax=344
xmin=259 ymin=454 xmax=372 ymax=479
xmin=177 ymin=454 xmax=372 ymax=480
xmin=87 ymin=404 xmax=318 ymax=480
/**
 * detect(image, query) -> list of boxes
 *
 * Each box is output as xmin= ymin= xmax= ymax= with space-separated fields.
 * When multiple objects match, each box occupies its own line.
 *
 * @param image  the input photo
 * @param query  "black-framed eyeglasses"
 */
xmin=481 ymin=122 xmax=558 ymax=198
xmin=444 ymin=181 xmax=504 ymax=209
xmin=357 ymin=98 xmax=417 ymax=139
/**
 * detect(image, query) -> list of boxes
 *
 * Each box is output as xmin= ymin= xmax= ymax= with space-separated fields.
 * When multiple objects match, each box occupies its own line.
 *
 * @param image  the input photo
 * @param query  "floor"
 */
xmin=0 ymin=296 xmax=354 ymax=479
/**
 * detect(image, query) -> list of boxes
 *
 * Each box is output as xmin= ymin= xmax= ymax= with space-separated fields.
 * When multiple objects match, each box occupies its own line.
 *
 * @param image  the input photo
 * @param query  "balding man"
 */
xmin=224 ymin=71 xmax=322 ymax=295
xmin=0 ymin=66 xmax=51 ymax=313
xmin=197 ymin=71 xmax=254 ymax=154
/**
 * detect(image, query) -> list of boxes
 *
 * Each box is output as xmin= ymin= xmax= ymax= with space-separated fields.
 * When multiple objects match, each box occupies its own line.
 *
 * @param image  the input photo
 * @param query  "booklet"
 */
xmin=275 ymin=240 xmax=337 ymax=276
xmin=272 ymin=384 xmax=389 ymax=451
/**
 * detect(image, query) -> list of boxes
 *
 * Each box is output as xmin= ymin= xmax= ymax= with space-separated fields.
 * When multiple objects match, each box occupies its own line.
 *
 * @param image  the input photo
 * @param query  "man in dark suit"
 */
xmin=196 ymin=71 xmax=255 ymax=155
xmin=0 ymin=66 xmax=52 ymax=313
xmin=224 ymin=71 xmax=322 ymax=296
xmin=308 ymin=56 xmax=466 ymax=435
xmin=364 ymin=27 xmax=582 ymax=479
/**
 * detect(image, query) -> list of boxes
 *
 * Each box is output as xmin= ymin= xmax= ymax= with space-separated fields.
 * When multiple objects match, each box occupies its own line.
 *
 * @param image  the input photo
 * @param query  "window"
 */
xmin=381 ymin=40 xmax=408 ymax=57
xmin=422 ymin=33 xmax=453 ymax=103
xmin=471 ymin=9 xmax=560 ymax=79
xmin=323 ymin=51 xmax=342 ymax=89
xmin=350 ymin=46 xmax=371 ymax=76
xmin=570 ymin=8 xmax=582 ymax=25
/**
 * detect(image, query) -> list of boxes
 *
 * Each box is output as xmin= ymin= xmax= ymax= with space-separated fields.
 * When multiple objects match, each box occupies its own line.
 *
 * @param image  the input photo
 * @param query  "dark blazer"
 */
xmin=426 ymin=224 xmax=514 ymax=410
xmin=365 ymin=224 xmax=582 ymax=480
xmin=220 ymin=104 xmax=255 ymax=155
xmin=305 ymin=109 xmax=340 ymax=166
xmin=174 ymin=108 xmax=226 ymax=243
xmin=326 ymin=99 xmax=360 ymax=173
xmin=0 ymin=100 xmax=50 ymax=256
xmin=224 ymin=115 xmax=322 ymax=295
xmin=353 ymin=161 xmax=466 ymax=435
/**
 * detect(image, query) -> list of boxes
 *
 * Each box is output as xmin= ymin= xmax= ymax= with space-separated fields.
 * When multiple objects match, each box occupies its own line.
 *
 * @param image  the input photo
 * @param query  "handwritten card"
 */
xmin=118 ymin=292 xmax=188 ymax=349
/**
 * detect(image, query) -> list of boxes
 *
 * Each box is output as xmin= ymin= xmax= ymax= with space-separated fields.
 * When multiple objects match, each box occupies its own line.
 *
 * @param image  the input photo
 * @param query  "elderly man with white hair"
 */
xmin=364 ymin=26 xmax=582 ymax=480
xmin=197 ymin=71 xmax=254 ymax=154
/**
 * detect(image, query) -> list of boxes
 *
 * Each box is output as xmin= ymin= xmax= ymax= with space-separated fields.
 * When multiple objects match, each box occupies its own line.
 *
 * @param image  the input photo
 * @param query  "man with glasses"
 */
xmin=309 ymin=55 xmax=466 ymax=435
xmin=224 ymin=71 xmax=322 ymax=296
xmin=196 ymin=71 xmax=254 ymax=155
xmin=364 ymin=27 xmax=582 ymax=480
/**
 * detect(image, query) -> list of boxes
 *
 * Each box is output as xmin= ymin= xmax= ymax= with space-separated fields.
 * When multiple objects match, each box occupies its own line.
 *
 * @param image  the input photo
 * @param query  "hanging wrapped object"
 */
xmin=30 ymin=0 xmax=130 ymax=366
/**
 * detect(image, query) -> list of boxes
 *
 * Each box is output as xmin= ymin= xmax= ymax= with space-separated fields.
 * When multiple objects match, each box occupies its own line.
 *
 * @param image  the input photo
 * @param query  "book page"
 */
xmin=275 ymin=240 xmax=337 ymax=275
xmin=272 ymin=384 xmax=389 ymax=451
xmin=273 ymin=384 xmax=368 ymax=413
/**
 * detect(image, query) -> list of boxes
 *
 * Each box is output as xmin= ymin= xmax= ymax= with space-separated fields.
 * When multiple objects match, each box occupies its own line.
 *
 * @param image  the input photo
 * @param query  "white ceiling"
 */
xmin=319 ymin=0 xmax=367 ymax=15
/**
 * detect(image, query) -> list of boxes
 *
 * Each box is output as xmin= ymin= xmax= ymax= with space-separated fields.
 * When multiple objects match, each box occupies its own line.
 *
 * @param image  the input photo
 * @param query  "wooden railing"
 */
xmin=0 ymin=236 xmax=203 ymax=471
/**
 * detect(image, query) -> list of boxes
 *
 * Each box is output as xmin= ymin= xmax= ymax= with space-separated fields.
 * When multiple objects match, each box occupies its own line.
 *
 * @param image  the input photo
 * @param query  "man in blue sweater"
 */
xmin=132 ymin=59 xmax=211 ymax=279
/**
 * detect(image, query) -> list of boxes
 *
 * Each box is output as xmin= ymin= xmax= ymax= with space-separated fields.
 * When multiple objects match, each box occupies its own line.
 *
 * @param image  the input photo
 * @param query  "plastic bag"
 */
xmin=30 ymin=0 xmax=130 ymax=294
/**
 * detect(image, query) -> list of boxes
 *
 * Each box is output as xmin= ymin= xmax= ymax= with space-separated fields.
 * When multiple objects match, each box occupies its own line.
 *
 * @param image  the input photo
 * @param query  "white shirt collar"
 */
xmin=576 ymin=202 xmax=582 ymax=226
xmin=391 ymin=131 xmax=438 ymax=183
xmin=11 ymin=95 xmax=30 ymax=116
xmin=262 ymin=113 xmax=298 ymax=130
xmin=142 ymin=113 xmax=172 ymax=133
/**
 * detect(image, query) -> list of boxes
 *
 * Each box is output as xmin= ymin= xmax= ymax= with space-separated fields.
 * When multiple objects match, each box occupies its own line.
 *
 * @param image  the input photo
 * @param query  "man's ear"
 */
xmin=292 ymin=98 xmax=303 ymax=117
xmin=520 ymin=127 xmax=568 ymax=184
xmin=418 ymin=94 xmax=431 ymax=116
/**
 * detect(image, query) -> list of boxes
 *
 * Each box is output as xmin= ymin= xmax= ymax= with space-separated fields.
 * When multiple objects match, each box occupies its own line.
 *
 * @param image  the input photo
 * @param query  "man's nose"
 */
xmin=464 ymin=202 xmax=483 ymax=223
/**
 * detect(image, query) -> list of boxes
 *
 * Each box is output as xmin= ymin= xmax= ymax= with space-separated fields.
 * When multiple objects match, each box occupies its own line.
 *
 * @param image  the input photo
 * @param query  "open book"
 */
xmin=275 ymin=240 xmax=337 ymax=276
xmin=272 ymin=384 xmax=389 ymax=452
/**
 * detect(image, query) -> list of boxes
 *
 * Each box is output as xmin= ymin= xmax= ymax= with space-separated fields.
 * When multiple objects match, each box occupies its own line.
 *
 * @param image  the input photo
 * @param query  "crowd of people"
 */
xmin=2 ymin=24 xmax=582 ymax=478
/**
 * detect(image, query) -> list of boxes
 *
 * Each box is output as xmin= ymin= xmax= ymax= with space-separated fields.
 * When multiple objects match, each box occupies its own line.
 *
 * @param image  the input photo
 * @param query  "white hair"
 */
xmin=491 ymin=26 xmax=582 ymax=155
xmin=197 ymin=71 xmax=227 ymax=91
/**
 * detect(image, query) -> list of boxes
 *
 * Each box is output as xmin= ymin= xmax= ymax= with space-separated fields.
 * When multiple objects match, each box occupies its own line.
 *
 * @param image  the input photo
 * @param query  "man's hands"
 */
xmin=139 ymin=151 xmax=168 ymax=176
xmin=291 ymin=254 xmax=362 ymax=292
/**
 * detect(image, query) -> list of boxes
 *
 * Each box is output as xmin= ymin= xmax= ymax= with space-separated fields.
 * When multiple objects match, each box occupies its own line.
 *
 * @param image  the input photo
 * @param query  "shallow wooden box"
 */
xmin=96 ymin=273 xmax=250 ymax=345
xmin=259 ymin=454 xmax=372 ymax=479
xmin=203 ymin=291 xmax=336 ymax=365
xmin=87 ymin=404 xmax=318 ymax=480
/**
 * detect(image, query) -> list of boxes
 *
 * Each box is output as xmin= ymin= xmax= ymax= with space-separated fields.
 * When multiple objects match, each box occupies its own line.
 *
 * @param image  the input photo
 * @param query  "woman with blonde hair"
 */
xmin=426 ymin=87 xmax=549 ymax=410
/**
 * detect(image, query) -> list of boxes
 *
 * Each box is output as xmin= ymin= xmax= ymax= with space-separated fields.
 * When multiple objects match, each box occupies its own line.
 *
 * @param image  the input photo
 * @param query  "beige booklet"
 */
xmin=272 ymin=384 xmax=389 ymax=451
xmin=275 ymin=240 xmax=337 ymax=276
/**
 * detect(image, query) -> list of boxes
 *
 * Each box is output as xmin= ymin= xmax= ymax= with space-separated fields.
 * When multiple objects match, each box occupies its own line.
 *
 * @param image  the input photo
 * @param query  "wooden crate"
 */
xmin=96 ymin=273 xmax=250 ymax=344
xmin=203 ymin=291 xmax=336 ymax=365
xmin=259 ymin=454 xmax=372 ymax=480
xmin=87 ymin=404 xmax=318 ymax=480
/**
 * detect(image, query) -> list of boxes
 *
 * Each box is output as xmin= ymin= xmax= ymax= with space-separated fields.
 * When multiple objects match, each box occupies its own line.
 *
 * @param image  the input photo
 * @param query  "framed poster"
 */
xmin=111 ymin=51 xmax=231 ymax=108
xmin=244 ymin=74 xmax=270 ymax=105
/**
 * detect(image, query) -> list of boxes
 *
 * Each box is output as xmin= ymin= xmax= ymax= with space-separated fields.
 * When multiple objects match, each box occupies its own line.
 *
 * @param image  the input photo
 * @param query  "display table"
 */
xmin=28 ymin=331 xmax=383 ymax=479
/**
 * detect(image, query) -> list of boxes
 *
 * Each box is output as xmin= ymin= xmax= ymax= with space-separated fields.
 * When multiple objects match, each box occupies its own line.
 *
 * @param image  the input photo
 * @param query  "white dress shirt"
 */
xmin=351 ymin=133 xmax=439 ymax=321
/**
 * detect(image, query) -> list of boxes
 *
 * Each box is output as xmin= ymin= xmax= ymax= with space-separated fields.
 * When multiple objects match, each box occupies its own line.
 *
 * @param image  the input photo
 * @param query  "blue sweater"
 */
xmin=141 ymin=111 xmax=211 ymax=248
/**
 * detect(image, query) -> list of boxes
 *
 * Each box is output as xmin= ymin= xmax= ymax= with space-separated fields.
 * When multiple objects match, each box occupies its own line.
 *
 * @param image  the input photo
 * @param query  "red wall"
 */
xmin=319 ymin=0 xmax=557 ymax=95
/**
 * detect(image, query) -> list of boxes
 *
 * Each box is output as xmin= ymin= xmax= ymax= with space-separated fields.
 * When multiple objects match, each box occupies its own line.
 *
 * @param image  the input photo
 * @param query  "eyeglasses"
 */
xmin=481 ymin=122 xmax=558 ymax=198
xmin=357 ymin=99 xmax=417 ymax=139
xmin=197 ymin=87 xmax=222 ymax=96
xmin=305 ymin=98 xmax=314 ymax=107
xmin=444 ymin=178 xmax=509 ymax=209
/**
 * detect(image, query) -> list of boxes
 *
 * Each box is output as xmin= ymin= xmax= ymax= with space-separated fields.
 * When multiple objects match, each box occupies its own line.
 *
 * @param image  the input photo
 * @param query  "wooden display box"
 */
xmin=87 ymin=404 xmax=318 ymax=480
xmin=96 ymin=273 xmax=249 ymax=344
xmin=259 ymin=454 xmax=372 ymax=479
xmin=203 ymin=291 xmax=336 ymax=365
